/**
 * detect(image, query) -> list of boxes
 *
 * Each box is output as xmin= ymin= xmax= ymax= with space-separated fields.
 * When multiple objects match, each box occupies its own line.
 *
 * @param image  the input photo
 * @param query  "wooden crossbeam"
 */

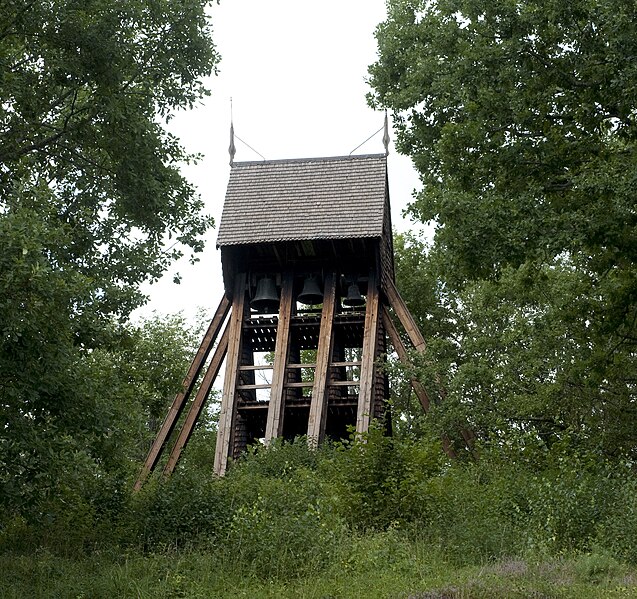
xmin=307 ymin=273 xmax=337 ymax=445
xmin=134 ymin=294 xmax=230 ymax=491
xmin=237 ymin=383 xmax=273 ymax=390
xmin=163 ymin=324 xmax=230 ymax=476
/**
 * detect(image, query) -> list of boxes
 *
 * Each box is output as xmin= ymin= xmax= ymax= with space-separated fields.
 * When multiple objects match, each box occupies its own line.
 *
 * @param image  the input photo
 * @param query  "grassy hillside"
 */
xmin=3 ymin=432 xmax=637 ymax=597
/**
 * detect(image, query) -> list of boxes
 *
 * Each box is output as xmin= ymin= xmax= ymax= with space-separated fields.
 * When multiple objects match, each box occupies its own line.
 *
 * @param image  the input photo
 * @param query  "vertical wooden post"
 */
xmin=265 ymin=272 xmax=294 ymax=442
xmin=307 ymin=273 xmax=336 ymax=445
xmin=134 ymin=295 xmax=230 ymax=491
xmin=356 ymin=271 xmax=380 ymax=435
xmin=163 ymin=324 xmax=230 ymax=476
xmin=214 ymin=274 xmax=246 ymax=476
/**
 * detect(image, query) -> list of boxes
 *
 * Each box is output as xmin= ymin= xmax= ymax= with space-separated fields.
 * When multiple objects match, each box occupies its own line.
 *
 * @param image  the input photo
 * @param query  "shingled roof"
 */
xmin=216 ymin=154 xmax=388 ymax=247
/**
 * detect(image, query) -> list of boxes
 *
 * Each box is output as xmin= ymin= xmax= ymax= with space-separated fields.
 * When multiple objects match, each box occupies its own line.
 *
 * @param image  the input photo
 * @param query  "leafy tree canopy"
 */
xmin=370 ymin=0 xmax=637 ymax=455
xmin=0 ymin=0 xmax=219 ymax=513
xmin=1 ymin=0 xmax=218 ymax=328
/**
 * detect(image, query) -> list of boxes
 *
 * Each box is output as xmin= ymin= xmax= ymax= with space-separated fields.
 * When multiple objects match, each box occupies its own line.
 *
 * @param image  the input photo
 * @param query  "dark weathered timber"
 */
xmin=356 ymin=270 xmax=380 ymax=435
xmin=163 ymin=324 xmax=230 ymax=476
xmin=265 ymin=272 xmax=294 ymax=442
xmin=214 ymin=274 xmax=246 ymax=476
xmin=134 ymin=295 xmax=230 ymax=491
xmin=307 ymin=273 xmax=336 ymax=445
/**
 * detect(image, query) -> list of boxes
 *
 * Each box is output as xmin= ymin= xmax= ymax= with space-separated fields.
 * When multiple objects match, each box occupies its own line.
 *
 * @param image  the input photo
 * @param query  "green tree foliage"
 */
xmin=1 ymin=310 xmax=205 ymax=521
xmin=0 ymin=0 xmax=219 ymax=513
xmin=370 ymin=1 xmax=637 ymax=455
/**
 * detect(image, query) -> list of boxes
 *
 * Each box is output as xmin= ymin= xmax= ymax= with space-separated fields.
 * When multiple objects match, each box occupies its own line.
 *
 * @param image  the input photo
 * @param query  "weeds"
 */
xmin=3 ymin=434 xmax=637 ymax=596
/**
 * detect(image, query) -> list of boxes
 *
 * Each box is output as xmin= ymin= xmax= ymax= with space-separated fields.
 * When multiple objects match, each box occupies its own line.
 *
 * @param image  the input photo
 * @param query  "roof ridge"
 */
xmin=231 ymin=153 xmax=387 ymax=167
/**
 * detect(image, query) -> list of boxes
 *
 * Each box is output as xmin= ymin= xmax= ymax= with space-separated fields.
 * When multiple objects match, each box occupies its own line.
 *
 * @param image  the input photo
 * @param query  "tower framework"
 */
xmin=135 ymin=154 xmax=459 ymax=488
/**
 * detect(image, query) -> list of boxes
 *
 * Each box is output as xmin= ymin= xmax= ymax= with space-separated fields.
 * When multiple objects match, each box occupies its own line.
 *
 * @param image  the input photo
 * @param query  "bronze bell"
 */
xmin=250 ymin=276 xmax=280 ymax=313
xmin=343 ymin=282 xmax=365 ymax=307
xmin=298 ymin=275 xmax=323 ymax=306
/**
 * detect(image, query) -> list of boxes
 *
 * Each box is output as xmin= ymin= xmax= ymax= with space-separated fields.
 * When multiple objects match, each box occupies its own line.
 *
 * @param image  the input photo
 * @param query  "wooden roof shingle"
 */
xmin=216 ymin=154 xmax=388 ymax=247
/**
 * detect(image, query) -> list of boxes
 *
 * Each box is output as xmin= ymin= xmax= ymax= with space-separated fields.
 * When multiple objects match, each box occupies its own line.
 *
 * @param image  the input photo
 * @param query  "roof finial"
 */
xmin=382 ymin=110 xmax=390 ymax=156
xmin=229 ymin=98 xmax=236 ymax=166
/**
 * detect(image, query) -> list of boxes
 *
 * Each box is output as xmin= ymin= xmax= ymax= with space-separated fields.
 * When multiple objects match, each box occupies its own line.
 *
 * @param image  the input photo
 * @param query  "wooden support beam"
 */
xmin=382 ymin=278 xmax=427 ymax=352
xmin=382 ymin=307 xmax=457 ymax=459
xmin=382 ymin=307 xmax=431 ymax=412
xmin=285 ymin=381 xmax=314 ymax=389
xmin=214 ymin=274 xmax=246 ymax=476
xmin=265 ymin=272 xmax=294 ymax=442
xmin=307 ymin=273 xmax=336 ymax=445
xmin=356 ymin=270 xmax=380 ymax=435
xmin=163 ymin=324 xmax=230 ymax=476
xmin=237 ymin=383 xmax=273 ymax=390
xmin=384 ymin=279 xmax=478 ymax=453
xmin=134 ymin=294 xmax=230 ymax=491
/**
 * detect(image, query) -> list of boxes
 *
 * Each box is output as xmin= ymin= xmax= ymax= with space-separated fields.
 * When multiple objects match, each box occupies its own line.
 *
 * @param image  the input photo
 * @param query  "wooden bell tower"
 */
xmin=213 ymin=154 xmax=394 ymax=475
xmin=135 ymin=153 xmax=453 ymax=488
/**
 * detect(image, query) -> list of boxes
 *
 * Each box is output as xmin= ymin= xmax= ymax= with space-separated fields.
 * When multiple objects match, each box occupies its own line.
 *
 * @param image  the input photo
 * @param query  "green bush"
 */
xmin=127 ymin=470 xmax=233 ymax=550
xmin=224 ymin=468 xmax=345 ymax=579
xmin=594 ymin=467 xmax=637 ymax=563
xmin=4 ymin=425 xmax=637 ymax=576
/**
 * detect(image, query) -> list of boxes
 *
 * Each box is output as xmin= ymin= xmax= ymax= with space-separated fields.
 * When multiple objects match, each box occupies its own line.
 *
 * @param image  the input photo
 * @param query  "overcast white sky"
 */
xmin=135 ymin=0 xmax=424 ymax=321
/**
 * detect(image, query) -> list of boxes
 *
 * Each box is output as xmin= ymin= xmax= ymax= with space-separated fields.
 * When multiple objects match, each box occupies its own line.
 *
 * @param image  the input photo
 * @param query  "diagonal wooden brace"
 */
xmin=382 ymin=279 xmax=475 ymax=454
xmin=163 ymin=323 xmax=230 ymax=476
xmin=134 ymin=295 xmax=230 ymax=491
xmin=382 ymin=307 xmax=456 ymax=459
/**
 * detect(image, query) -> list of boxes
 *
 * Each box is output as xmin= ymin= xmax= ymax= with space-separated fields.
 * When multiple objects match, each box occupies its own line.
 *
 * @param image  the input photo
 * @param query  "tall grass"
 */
xmin=2 ymin=431 xmax=637 ymax=596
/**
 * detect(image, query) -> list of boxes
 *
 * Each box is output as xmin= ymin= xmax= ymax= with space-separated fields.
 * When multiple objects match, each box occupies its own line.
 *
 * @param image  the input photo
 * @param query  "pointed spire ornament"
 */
xmin=382 ymin=111 xmax=390 ymax=156
xmin=229 ymin=98 xmax=236 ymax=166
